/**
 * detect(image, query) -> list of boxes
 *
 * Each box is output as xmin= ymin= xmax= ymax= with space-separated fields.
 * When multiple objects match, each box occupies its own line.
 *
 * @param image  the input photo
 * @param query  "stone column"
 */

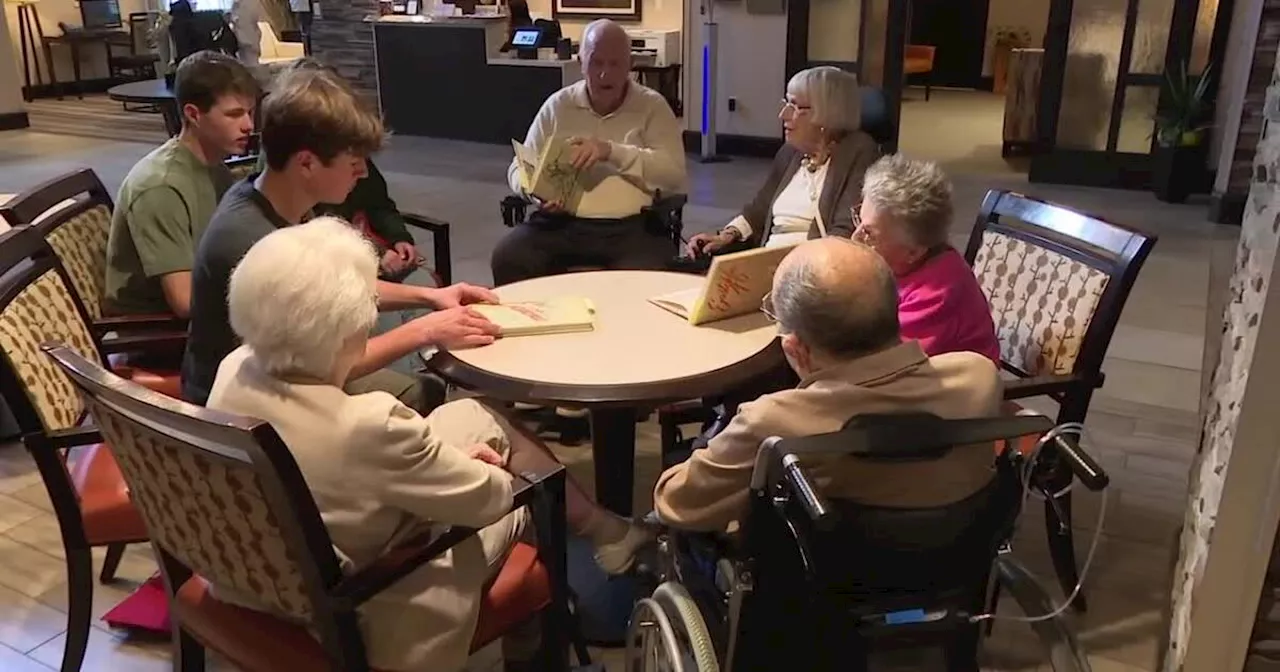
xmin=309 ymin=0 xmax=380 ymax=104
xmin=1166 ymin=42 xmax=1280 ymax=672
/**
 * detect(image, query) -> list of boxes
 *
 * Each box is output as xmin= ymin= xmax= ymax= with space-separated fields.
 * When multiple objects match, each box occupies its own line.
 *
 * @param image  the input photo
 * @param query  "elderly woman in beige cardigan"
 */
xmin=205 ymin=217 xmax=648 ymax=672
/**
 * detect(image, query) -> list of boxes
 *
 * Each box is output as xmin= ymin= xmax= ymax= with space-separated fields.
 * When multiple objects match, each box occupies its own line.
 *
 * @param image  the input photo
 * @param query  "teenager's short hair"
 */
xmin=173 ymin=50 xmax=260 ymax=114
xmin=261 ymin=59 xmax=385 ymax=170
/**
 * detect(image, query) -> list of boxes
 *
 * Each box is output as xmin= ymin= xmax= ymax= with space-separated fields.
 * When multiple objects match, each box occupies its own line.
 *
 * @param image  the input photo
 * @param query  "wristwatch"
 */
xmin=721 ymin=227 xmax=743 ymax=242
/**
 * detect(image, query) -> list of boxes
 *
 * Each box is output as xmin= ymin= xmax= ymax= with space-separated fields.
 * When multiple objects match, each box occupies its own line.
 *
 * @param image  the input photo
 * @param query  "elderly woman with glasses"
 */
xmin=687 ymin=66 xmax=881 ymax=255
xmin=205 ymin=217 xmax=651 ymax=672
xmin=853 ymin=154 xmax=999 ymax=361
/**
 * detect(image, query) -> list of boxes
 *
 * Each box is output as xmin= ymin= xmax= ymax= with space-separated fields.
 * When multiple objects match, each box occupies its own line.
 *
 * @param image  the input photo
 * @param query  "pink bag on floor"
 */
xmin=102 ymin=574 xmax=171 ymax=634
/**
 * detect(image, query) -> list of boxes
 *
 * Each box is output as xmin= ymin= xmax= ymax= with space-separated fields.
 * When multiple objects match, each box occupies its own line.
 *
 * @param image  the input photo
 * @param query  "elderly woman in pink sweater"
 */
xmin=853 ymin=155 xmax=1000 ymax=362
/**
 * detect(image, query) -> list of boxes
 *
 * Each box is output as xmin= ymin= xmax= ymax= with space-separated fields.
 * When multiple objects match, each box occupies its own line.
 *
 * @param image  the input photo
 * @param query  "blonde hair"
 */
xmin=261 ymin=59 xmax=385 ymax=170
xmin=786 ymin=66 xmax=862 ymax=134
xmin=228 ymin=217 xmax=379 ymax=379
xmin=861 ymin=154 xmax=954 ymax=249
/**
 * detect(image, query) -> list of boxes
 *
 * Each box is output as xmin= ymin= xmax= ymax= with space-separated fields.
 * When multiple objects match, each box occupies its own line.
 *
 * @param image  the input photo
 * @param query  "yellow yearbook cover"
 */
xmin=511 ymin=135 xmax=584 ymax=212
xmin=649 ymin=244 xmax=797 ymax=325
xmin=471 ymin=297 xmax=597 ymax=337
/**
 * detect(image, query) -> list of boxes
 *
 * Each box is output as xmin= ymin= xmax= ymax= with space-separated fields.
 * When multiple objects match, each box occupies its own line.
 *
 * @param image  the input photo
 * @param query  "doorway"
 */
xmin=908 ymin=0 xmax=990 ymax=90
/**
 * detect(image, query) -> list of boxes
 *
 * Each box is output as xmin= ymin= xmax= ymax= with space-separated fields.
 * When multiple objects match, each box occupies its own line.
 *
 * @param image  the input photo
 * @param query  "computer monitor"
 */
xmin=81 ymin=0 xmax=123 ymax=29
xmin=511 ymin=27 xmax=542 ymax=49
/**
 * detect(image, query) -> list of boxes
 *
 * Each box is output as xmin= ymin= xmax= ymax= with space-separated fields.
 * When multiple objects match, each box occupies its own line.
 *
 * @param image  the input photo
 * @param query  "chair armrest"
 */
xmin=403 ymin=213 xmax=453 ymax=287
xmin=99 ymin=331 xmax=187 ymax=355
xmin=332 ymin=465 xmax=566 ymax=610
xmin=94 ymin=314 xmax=188 ymax=333
xmin=43 ymin=425 xmax=104 ymax=450
xmin=1003 ymin=372 xmax=1090 ymax=400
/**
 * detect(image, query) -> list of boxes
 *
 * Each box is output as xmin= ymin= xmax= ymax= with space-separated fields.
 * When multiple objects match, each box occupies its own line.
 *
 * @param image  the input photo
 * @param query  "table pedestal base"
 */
xmin=590 ymin=407 xmax=638 ymax=516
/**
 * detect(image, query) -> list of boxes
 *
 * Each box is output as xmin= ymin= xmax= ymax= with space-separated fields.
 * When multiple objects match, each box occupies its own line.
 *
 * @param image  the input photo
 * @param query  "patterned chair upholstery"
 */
xmin=965 ymin=189 xmax=1156 ymax=612
xmin=0 ymin=228 xmax=157 ymax=672
xmin=0 ymin=169 xmax=189 ymax=340
xmin=45 ymin=344 xmax=578 ymax=672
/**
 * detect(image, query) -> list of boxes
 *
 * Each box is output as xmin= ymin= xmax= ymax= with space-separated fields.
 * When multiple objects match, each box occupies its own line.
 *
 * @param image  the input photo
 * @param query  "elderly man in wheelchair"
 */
xmin=622 ymin=238 xmax=1108 ymax=672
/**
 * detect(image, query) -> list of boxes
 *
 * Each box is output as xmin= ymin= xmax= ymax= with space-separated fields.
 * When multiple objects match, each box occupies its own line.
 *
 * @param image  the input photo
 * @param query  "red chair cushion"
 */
xmin=172 ymin=541 xmax=550 ymax=672
xmin=70 ymin=444 xmax=148 ymax=545
xmin=113 ymin=365 xmax=182 ymax=399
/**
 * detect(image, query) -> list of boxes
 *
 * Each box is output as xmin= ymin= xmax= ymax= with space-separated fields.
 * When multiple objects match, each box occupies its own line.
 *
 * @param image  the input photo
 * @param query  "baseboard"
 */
xmin=1208 ymin=190 xmax=1246 ymax=226
xmin=681 ymin=131 xmax=783 ymax=159
xmin=0 ymin=111 xmax=30 ymax=131
xmin=22 ymin=77 xmax=120 ymax=100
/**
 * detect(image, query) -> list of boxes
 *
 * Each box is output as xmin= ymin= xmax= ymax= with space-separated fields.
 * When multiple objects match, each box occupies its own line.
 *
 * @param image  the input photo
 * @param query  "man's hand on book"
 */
xmin=411 ymin=307 xmax=500 ymax=350
xmin=567 ymin=136 xmax=611 ymax=171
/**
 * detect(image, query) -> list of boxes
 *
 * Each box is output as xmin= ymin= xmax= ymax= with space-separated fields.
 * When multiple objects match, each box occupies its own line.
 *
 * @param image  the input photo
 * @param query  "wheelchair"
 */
xmin=626 ymin=413 xmax=1107 ymax=672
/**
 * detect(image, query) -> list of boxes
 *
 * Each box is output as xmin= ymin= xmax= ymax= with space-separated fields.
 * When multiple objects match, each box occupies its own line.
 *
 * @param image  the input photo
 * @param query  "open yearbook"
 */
xmin=649 ymin=244 xmax=798 ymax=326
xmin=471 ymin=297 xmax=597 ymax=337
xmin=511 ymin=135 xmax=584 ymax=212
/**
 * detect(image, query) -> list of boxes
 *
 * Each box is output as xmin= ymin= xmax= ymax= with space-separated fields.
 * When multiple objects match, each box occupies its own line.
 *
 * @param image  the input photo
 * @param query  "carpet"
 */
xmin=25 ymin=95 xmax=169 ymax=145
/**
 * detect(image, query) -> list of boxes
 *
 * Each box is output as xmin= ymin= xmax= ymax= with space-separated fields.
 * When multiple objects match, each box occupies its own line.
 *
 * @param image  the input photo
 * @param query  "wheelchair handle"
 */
xmin=781 ymin=453 xmax=833 ymax=526
xmin=1050 ymin=434 xmax=1110 ymax=492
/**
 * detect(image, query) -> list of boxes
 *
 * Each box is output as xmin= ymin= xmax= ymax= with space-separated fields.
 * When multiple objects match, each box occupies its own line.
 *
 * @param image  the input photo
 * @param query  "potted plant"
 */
xmin=1151 ymin=60 xmax=1213 ymax=204
xmin=991 ymin=26 xmax=1032 ymax=94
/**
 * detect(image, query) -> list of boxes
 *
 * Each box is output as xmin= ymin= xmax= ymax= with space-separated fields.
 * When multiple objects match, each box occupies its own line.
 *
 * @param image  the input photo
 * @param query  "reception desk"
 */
xmin=373 ymin=16 xmax=582 ymax=144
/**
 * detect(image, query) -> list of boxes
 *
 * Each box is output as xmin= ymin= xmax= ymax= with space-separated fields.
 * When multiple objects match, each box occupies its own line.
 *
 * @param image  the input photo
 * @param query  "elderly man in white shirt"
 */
xmin=491 ymin=19 xmax=689 ymax=285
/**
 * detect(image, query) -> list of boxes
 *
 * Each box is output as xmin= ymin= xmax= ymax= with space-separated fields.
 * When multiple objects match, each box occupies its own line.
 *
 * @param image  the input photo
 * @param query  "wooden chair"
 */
xmin=904 ymin=44 xmax=936 ymax=101
xmin=0 ymin=227 xmax=165 ymax=672
xmin=966 ymin=189 xmax=1157 ymax=611
xmin=223 ymin=155 xmax=455 ymax=286
xmin=0 ymin=169 xmax=189 ymax=342
xmin=44 ymin=344 xmax=578 ymax=672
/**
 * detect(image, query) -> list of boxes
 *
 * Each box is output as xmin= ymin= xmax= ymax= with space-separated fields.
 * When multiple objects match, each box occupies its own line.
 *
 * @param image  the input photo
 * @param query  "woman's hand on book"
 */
xmin=431 ymin=282 xmax=500 ymax=309
xmin=411 ymin=307 xmax=500 ymax=350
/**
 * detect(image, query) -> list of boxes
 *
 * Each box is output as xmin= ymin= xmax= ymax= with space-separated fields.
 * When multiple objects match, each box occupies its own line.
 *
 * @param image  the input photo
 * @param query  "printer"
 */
xmin=625 ymin=28 xmax=680 ymax=67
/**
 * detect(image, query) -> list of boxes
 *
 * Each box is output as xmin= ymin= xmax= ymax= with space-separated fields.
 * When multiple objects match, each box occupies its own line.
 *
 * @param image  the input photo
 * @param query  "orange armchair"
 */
xmin=905 ymin=44 xmax=936 ymax=101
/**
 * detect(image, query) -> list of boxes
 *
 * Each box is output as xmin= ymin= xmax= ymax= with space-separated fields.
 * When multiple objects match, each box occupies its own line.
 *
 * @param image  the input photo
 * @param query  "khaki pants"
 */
xmin=345 ymin=367 xmax=447 ymax=415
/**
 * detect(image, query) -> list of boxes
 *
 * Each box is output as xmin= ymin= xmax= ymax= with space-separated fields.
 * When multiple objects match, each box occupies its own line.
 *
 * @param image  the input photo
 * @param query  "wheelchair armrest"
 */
xmin=501 ymin=195 xmax=529 ymax=228
xmin=1002 ymin=372 xmax=1093 ymax=400
xmin=94 ymin=313 xmax=188 ymax=333
xmin=647 ymin=193 xmax=689 ymax=214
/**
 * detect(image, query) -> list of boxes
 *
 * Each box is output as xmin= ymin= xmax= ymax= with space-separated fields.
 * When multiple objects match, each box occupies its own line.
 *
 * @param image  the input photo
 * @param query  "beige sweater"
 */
xmin=654 ymin=341 xmax=1004 ymax=532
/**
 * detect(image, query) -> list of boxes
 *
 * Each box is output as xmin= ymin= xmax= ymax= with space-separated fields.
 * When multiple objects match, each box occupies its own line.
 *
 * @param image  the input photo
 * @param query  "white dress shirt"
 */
xmin=726 ymin=160 xmax=829 ymax=247
xmin=508 ymin=81 xmax=688 ymax=220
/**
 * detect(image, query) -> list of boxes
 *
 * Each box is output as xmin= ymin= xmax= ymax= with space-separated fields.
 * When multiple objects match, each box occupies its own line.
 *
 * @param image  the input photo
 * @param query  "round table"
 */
xmin=107 ymin=79 xmax=180 ymax=137
xmin=427 ymin=270 xmax=784 ymax=515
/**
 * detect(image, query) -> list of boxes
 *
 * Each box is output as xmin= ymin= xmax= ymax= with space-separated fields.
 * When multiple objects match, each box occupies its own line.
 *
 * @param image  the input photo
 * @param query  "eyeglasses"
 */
xmin=761 ymin=291 xmax=777 ymax=322
xmin=780 ymin=99 xmax=811 ymax=114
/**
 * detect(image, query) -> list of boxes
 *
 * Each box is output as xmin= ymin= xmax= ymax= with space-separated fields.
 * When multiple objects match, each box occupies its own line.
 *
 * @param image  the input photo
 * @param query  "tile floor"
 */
xmin=0 ymin=127 xmax=1240 ymax=671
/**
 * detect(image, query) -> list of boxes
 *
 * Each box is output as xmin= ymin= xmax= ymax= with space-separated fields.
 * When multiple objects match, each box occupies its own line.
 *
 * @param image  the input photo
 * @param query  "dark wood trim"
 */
xmin=808 ymin=60 xmax=860 ymax=73
xmin=0 ymin=112 xmax=30 ymax=131
xmin=785 ymin=0 xmax=810 ymax=81
xmin=977 ymin=76 xmax=994 ymax=92
xmin=429 ymin=339 xmax=786 ymax=408
xmin=23 ymin=77 xmax=120 ymax=99
xmin=1029 ymin=147 xmax=1213 ymax=192
xmin=1208 ymin=190 xmax=1246 ymax=226
xmin=880 ymin=0 xmax=909 ymax=154
xmin=683 ymin=130 xmax=783 ymax=158
xmin=1105 ymin=0 xmax=1144 ymax=152
xmin=1035 ymin=0 xmax=1075 ymax=155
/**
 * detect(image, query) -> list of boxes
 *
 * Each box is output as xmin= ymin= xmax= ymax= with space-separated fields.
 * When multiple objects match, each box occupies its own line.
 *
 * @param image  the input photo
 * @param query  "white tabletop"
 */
xmin=435 ymin=270 xmax=780 ymax=393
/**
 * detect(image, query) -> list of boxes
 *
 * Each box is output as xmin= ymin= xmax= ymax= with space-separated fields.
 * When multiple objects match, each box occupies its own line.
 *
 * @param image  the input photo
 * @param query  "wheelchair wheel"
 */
xmin=994 ymin=555 xmax=1093 ymax=672
xmin=625 ymin=582 xmax=720 ymax=672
